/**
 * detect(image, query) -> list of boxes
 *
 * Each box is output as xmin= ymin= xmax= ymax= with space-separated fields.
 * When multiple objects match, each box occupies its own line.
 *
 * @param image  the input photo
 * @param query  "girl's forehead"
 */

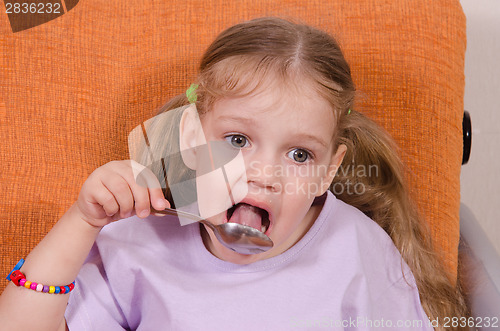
xmin=214 ymin=76 xmax=331 ymax=113
xmin=211 ymin=87 xmax=334 ymax=126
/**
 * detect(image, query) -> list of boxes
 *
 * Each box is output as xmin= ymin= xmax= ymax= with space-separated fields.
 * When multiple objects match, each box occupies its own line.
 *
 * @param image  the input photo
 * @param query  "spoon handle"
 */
xmin=150 ymin=207 xmax=204 ymax=223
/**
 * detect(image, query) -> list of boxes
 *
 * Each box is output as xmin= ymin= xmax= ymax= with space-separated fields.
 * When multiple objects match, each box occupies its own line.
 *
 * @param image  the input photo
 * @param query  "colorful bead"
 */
xmin=36 ymin=283 xmax=44 ymax=292
xmin=24 ymin=281 xmax=31 ymax=289
xmin=64 ymin=286 xmax=70 ymax=293
xmin=9 ymin=270 xmax=25 ymax=286
xmin=49 ymin=286 xmax=55 ymax=294
xmin=69 ymin=283 xmax=74 ymax=291
xmin=30 ymin=282 xmax=37 ymax=290
xmin=43 ymin=285 xmax=49 ymax=293
xmin=54 ymin=286 xmax=60 ymax=294
xmin=6 ymin=259 xmax=25 ymax=281
xmin=19 ymin=279 xmax=26 ymax=287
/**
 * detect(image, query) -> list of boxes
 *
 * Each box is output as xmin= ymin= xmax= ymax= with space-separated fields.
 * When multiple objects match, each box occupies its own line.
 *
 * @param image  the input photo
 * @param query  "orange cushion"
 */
xmin=0 ymin=0 xmax=465 ymax=292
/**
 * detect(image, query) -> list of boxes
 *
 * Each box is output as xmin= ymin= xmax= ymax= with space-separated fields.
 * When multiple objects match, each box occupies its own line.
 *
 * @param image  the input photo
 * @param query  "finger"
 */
xmin=123 ymin=173 xmax=152 ymax=219
xmin=93 ymin=183 xmax=120 ymax=217
xmin=149 ymin=187 xmax=170 ymax=211
xmin=98 ymin=185 xmax=120 ymax=217
xmin=100 ymin=174 xmax=135 ymax=219
xmin=128 ymin=160 xmax=170 ymax=214
xmin=110 ymin=160 xmax=170 ymax=218
xmin=111 ymin=161 xmax=151 ymax=218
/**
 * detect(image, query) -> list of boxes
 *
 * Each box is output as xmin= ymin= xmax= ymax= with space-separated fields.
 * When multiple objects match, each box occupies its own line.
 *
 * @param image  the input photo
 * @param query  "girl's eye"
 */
xmin=287 ymin=148 xmax=311 ymax=163
xmin=225 ymin=134 xmax=249 ymax=148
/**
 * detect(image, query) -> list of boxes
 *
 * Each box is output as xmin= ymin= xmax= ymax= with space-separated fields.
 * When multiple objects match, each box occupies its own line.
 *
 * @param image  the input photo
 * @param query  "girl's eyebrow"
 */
xmin=217 ymin=114 xmax=255 ymax=125
xmin=293 ymin=133 xmax=328 ymax=148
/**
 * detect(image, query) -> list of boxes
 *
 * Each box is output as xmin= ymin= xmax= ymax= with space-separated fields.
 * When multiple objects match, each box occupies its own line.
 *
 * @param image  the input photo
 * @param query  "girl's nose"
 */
xmin=245 ymin=156 xmax=280 ymax=192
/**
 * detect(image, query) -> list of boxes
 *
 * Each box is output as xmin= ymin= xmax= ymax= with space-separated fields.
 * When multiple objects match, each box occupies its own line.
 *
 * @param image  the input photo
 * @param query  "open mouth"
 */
xmin=226 ymin=203 xmax=271 ymax=234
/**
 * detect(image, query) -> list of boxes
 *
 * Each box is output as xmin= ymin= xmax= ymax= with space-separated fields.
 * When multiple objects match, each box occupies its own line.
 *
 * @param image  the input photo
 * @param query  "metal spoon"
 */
xmin=151 ymin=207 xmax=274 ymax=255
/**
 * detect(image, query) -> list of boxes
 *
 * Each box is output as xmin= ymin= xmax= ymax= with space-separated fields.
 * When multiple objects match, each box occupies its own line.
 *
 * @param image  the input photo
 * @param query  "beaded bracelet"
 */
xmin=6 ymin=259 xmax=75 ymax=294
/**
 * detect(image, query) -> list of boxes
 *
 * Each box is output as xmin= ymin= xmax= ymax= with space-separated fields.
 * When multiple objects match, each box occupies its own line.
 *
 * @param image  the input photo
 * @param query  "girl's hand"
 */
xmin=75 ymin=160 xmax=170 ymax=228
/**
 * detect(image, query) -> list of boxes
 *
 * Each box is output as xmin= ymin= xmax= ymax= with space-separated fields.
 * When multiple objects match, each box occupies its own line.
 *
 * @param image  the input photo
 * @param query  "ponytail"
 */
xmin=331 ymin=110 xmax=468 ymax=329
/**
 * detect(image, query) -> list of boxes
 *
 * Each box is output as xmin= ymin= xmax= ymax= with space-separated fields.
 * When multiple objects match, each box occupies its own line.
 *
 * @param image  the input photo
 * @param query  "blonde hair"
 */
xmin=156 ymin=17 xmax=468 ymax=328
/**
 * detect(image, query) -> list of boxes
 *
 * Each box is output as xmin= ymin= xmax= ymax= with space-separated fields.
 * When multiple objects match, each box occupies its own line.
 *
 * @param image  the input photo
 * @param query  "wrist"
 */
xmin=8 ymin=202 xmax=103 ymax=288
xmin=67 ymin=203 xmax=104 ymax=232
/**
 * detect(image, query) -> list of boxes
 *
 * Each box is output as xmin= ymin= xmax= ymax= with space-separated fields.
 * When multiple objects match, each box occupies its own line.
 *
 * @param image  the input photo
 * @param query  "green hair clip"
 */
xmin=347 ymin=109 xmax=352 ymax=115
xmin=186 ymin=83 xmax=199 ymax=104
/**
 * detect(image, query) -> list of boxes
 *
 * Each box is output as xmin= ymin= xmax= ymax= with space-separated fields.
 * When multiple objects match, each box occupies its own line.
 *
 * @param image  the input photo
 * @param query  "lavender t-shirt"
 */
xmin=65 ymin=191 xmax=432 ymax=330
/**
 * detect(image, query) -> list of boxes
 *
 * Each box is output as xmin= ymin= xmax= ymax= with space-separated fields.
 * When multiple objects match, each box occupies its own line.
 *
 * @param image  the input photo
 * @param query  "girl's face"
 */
xmin=196 ymin=86 xmax=345 ymax=264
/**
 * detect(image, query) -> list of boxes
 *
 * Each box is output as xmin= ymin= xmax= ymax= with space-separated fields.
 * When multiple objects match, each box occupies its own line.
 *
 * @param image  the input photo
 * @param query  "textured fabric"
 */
xmin=0 ymin=0 xmax=466 ymax=292
xmin=65 ymin=192 xmax=432 ymax=330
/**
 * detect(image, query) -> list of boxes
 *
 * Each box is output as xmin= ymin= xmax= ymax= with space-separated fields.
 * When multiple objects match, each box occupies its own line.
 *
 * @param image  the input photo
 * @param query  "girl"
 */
xmin=0 ymin=17 xmax=467 ymax=330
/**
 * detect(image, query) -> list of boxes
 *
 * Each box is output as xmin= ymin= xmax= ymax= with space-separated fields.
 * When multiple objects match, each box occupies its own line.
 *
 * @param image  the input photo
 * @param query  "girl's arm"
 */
xmin=0 ymin=203 xmax=101 ymax=330
xmin=0 ymin=160 xmax=168 ymax=330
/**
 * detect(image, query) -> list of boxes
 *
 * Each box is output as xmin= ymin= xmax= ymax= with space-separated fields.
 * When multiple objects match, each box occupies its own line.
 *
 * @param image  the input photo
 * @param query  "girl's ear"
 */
xmin=318 ymin=144 xmax=347 ymax=195
xmin=179 ymin=105 xmax=206 ymax=170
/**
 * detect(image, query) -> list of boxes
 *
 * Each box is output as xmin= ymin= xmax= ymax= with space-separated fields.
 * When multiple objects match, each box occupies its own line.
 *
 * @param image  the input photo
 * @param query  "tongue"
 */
xmin=228 ymin=204 xmax=262 ymax=231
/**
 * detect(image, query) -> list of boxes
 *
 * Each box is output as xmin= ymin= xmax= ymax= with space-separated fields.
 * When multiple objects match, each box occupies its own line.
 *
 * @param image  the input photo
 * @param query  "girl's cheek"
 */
xmin=280 ymin=176 xmax=322 ymax=198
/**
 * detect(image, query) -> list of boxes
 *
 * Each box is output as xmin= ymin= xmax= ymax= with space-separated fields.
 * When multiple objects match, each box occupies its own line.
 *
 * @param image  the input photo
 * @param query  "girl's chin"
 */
xmin=217 ymin=247 xmax=272 ymax=264
xmin=200 ymin=224 xmax=277 ymax=264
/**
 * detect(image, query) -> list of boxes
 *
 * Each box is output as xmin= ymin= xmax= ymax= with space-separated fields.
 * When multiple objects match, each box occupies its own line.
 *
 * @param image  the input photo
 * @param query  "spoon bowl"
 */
xmin=151 ymin=207 xmax=273 ymax=255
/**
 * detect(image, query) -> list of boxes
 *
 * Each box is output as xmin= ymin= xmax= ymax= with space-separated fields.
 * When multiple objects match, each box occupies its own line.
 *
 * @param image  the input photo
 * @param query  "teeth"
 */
xmin=261 ymin=225 xmax=266 ymax=233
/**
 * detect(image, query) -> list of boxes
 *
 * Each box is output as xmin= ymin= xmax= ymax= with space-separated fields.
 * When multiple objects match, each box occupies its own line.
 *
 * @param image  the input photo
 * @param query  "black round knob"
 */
xmin=462 ymin=111 xmax=472 ymax=165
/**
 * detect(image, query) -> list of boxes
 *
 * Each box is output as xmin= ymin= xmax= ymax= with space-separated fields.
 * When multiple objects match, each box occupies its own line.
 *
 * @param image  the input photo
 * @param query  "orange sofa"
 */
xmin=0 ymin=0 xmax=466 ymax=292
